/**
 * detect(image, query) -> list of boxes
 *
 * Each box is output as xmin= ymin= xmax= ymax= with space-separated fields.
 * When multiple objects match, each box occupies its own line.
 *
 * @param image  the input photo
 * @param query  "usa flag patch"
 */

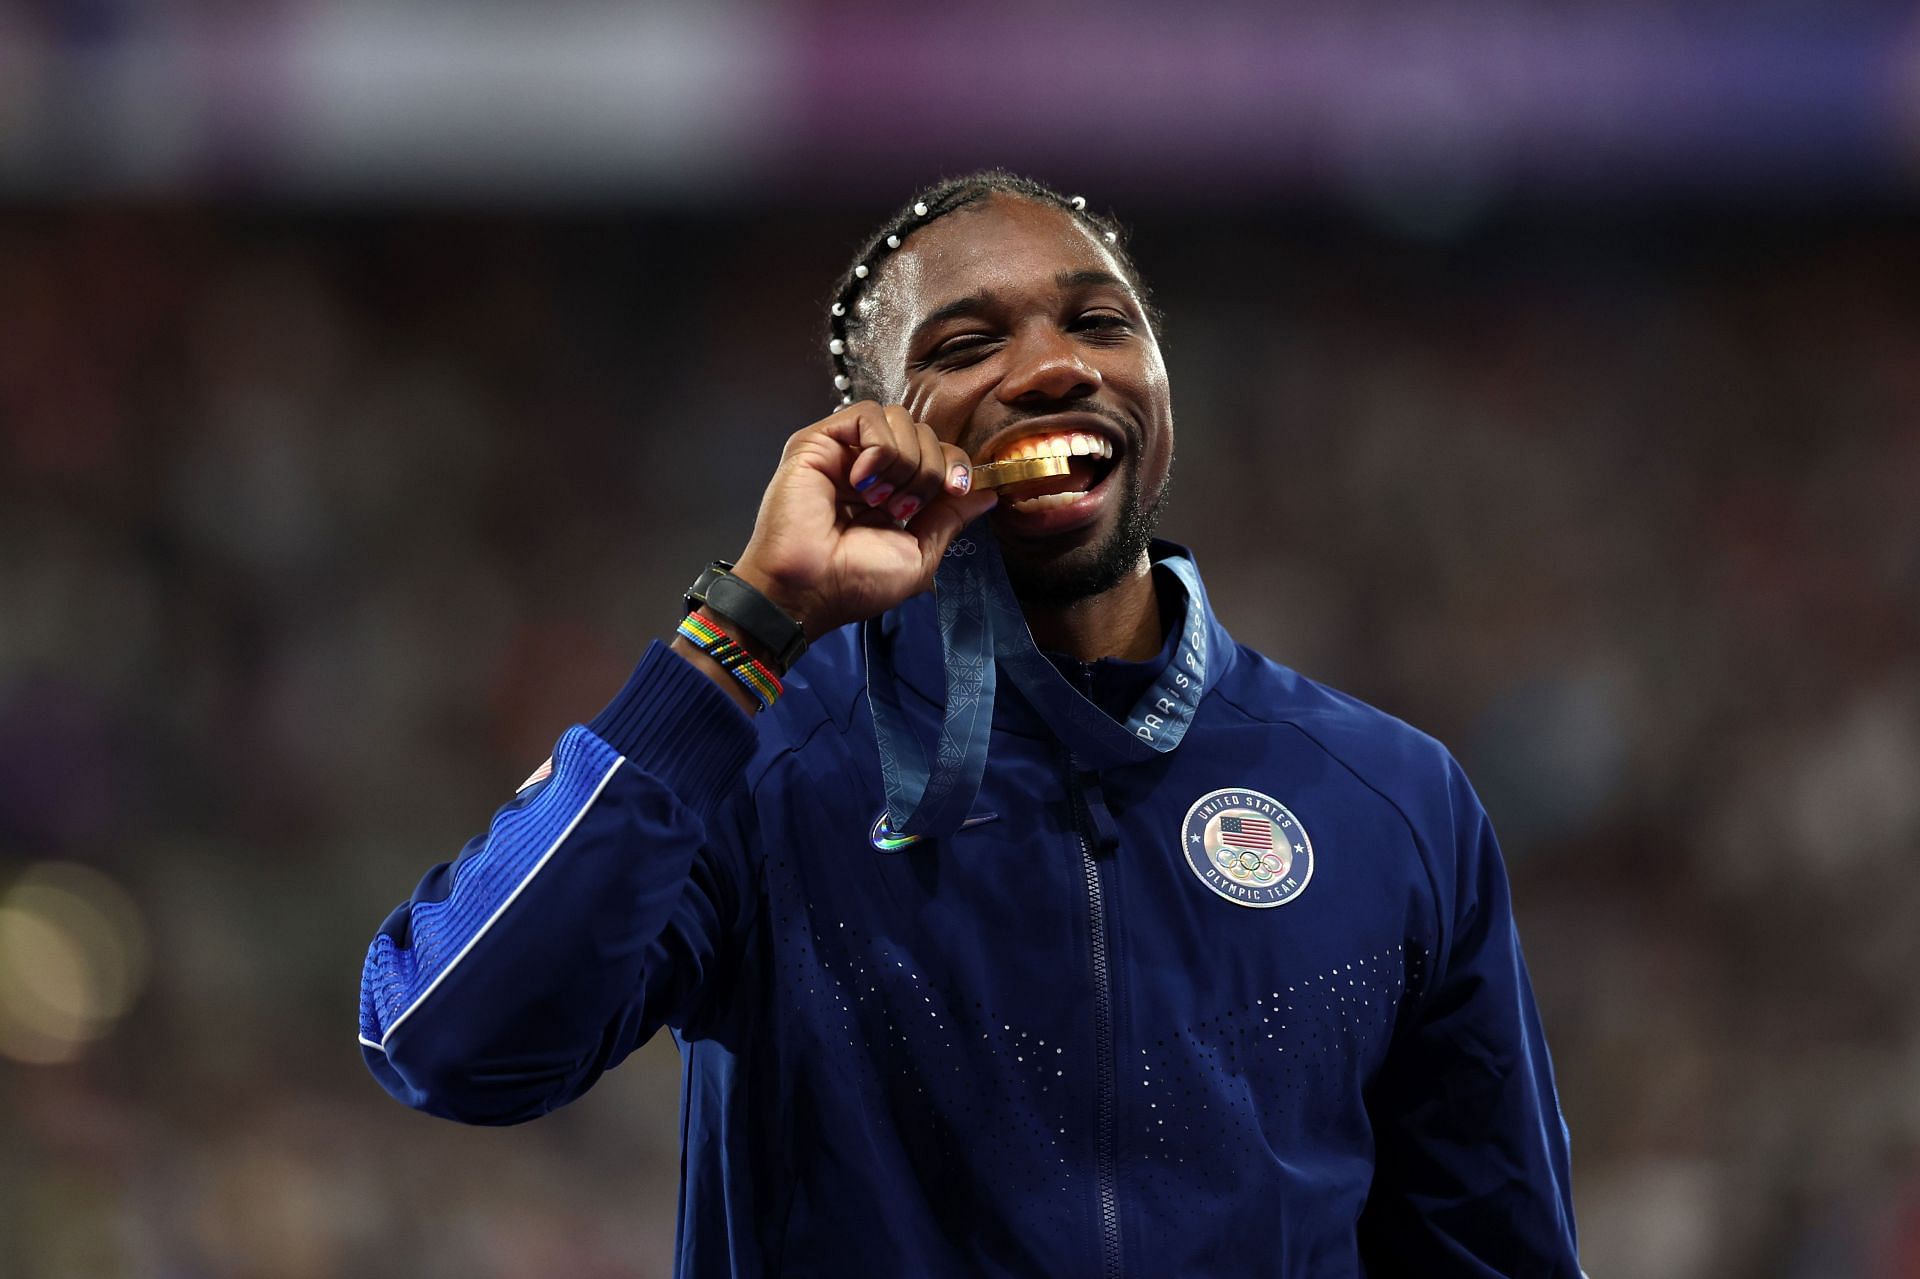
xmin=517 ymin=757 xmax=554 ymax=793
xmin=1180 ymin=787 xmax=1314 ymax=908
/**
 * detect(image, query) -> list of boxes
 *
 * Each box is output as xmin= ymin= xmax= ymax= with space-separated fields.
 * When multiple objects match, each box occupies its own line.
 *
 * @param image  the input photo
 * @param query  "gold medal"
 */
xmin=970 ymin=455 xmax=1072 ymax=490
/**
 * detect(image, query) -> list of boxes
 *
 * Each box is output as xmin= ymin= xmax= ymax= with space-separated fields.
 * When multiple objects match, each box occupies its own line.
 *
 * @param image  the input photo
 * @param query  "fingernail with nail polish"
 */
xmin=893 ymin=496 xmax=922 ymax=521
xmin=865 ymin=483 xmax=894 ymax=506
xmin=950 ymin=465 xmax=971 ymax=494
xmin=854 ymin=473 xmax=879 ymax=491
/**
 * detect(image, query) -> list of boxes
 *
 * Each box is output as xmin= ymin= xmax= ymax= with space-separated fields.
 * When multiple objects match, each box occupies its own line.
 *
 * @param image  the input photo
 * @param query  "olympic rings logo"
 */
xmin=1213 ymin=846 xmax=1291 ymax=885
xmin=944 ymin=539 xmax=977 ymax=557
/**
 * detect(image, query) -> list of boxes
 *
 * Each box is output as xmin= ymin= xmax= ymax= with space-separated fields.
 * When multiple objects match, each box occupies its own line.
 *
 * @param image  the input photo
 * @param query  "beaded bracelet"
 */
xmin=677 ymin=611 xmax=784 ymax=711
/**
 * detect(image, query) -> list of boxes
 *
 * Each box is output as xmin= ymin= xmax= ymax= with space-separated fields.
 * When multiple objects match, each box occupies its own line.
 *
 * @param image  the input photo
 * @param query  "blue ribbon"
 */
xmin=864 ymin=517 xmax=1213 ymax=845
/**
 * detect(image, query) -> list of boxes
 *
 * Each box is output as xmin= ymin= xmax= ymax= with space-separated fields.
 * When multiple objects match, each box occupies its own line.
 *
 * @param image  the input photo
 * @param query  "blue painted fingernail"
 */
xmin=854 ymin=473 xmax=879 ymax=491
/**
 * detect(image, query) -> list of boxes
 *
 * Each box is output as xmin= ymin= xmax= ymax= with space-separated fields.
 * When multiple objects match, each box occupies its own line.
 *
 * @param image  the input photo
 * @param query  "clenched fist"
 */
xmin=726 ymin=401 xmax=1000 ymax=641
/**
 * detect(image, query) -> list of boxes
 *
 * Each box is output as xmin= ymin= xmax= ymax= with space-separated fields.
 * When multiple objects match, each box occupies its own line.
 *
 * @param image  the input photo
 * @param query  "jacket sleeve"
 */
xmin=357 ymin=641 xmax=760 ymax=1125
xmin=1357 ymin=758 xmax=1583 ymax=1277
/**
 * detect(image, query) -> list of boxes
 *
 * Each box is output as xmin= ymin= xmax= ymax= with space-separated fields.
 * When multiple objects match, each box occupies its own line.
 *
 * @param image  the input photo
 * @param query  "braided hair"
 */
xmin=824 ymin=170 xmax=1158 ymax=407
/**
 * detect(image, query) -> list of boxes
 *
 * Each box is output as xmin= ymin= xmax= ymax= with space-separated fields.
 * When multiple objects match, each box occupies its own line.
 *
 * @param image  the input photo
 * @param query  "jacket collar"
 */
xmin=873 ymin=538 xmax=1237 ymax=743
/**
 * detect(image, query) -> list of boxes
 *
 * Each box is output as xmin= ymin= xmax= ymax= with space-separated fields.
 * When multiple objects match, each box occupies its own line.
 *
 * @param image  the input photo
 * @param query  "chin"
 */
xmin=999 ymin=471 xmax=1166 ymax=609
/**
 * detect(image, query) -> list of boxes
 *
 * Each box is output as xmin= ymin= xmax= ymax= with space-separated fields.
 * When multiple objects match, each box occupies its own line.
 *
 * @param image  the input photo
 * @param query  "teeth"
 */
xmin=992 ymin=430 xmax=1115 ymax=464
xmin=1008 ymin=490 xmax=1082 ymax=511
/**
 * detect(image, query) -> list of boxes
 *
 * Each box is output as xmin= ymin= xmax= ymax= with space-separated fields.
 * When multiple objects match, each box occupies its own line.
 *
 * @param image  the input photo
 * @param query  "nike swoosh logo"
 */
xmin=869 ymin=810 xmax=1000 ymax=852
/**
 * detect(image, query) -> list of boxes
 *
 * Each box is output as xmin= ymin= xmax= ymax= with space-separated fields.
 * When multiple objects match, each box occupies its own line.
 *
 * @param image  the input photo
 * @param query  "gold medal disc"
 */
xmin=970 ymin=455 xmax=1073 ymax=490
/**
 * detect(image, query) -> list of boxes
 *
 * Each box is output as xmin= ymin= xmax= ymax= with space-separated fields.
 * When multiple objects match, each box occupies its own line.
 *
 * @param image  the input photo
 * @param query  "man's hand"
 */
xmin=728 ymin=401 xmax=999 ymax=640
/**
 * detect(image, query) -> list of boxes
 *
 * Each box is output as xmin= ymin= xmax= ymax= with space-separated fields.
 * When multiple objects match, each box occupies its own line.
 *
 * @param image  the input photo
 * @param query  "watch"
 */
xmin=684 ymin=560 xmax=809 ymax=674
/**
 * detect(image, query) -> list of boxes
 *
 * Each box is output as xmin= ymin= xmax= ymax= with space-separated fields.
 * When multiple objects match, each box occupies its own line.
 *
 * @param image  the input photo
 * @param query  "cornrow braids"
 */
xmin=823 ymin=169 xmax=1158 ymax=407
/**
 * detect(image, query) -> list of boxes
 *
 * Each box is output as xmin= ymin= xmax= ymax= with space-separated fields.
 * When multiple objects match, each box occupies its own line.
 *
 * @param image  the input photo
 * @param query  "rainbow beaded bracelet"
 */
xmin=677 ymin=611 xmax=784 ymax=711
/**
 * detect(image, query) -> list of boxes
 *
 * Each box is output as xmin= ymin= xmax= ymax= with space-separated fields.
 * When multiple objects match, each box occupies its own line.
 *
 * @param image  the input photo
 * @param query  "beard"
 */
xmin=999 ymin=450 xmax=1172 ymax=609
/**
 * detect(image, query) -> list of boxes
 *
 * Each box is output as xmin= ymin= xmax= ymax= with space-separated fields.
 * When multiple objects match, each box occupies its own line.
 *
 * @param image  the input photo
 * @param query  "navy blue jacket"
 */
xmin=360 ymin=554 xmax=1580 ymax=1277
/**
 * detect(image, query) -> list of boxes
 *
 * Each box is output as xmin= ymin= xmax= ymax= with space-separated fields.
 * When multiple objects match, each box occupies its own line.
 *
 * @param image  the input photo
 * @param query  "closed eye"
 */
xmin=929 ymin=333 xmax=1001 ymax=364
xmin=1072 ymin=313 xmax=1133 ymax=339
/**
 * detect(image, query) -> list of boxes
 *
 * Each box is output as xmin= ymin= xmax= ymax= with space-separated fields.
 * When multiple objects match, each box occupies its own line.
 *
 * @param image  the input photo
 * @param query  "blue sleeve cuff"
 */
xmin=586 ymin=640 xmax=758 ymax=821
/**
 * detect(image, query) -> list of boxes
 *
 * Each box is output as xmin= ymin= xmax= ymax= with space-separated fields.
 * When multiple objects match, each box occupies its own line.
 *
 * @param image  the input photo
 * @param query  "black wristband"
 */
xmin=684 ymin=560 xmax=808 ymax=675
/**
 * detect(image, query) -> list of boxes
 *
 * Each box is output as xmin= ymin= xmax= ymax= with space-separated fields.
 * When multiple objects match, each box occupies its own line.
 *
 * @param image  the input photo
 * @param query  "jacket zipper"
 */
xmin=1065 ymin=654 xmax=1123 ymax=1279
xmin=1079 ymin=828 xmax=1123 ymax=1279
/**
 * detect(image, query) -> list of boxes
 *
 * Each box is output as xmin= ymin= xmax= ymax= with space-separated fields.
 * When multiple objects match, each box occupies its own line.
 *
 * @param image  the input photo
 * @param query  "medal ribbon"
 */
xmin=864 ymin=517 xmax=1212 ymax=842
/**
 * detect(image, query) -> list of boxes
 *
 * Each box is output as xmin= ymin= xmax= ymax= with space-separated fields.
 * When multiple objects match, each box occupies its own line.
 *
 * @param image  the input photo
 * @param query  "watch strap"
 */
xmin=685 ymin=561 xmax=731 ymax=614
xmin=685 ymin=560 xmax=808 ymax=674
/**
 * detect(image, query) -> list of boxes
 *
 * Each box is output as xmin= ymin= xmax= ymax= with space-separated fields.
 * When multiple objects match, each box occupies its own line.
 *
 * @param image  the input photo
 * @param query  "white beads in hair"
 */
xmin=827 ymin=185 xmax=1125 ymax=403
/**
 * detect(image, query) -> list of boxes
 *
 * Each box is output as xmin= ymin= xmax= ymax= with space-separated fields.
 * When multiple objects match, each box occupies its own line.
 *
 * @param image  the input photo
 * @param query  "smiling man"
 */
xmin=359 ymin=172 xmax=1583 ymax=1277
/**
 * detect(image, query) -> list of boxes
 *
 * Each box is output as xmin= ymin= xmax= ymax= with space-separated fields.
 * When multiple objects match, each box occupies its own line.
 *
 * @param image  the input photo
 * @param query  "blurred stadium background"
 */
xmin=4 ymin=2 xmax=1920 ymax=1276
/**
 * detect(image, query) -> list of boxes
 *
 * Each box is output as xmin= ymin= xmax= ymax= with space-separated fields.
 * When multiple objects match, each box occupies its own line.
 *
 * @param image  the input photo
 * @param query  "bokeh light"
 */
xmin=0 ymin=862 xmax=150 ymax=1065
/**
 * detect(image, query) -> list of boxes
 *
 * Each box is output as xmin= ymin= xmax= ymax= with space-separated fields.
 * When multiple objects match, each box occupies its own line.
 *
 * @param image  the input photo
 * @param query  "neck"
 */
xmin=1021 ymin=554 xmax=1162 ymax=663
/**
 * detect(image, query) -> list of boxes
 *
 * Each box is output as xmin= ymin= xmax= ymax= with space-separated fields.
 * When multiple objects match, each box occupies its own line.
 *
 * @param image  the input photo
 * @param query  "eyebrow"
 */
xmin=909 ymin=270 xmax=1136 ymax=345
xmin=1057 ymin=269 xmax=1130 ymax=293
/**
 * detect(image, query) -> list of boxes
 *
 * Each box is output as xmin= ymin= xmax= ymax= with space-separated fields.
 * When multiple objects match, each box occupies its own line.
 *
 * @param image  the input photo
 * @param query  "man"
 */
xmin=359 ymin=172 xmax=1582 ymax=1276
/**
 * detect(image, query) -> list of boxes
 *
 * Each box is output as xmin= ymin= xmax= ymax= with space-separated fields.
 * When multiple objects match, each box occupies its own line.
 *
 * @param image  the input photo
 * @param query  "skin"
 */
xmin=678 ymin=195 xmax=1176 ymax=715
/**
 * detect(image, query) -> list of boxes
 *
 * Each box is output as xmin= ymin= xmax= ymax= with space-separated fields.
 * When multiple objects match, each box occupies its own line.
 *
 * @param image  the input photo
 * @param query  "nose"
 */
xmin=995 ymin=323 xmax=1101 ymax=406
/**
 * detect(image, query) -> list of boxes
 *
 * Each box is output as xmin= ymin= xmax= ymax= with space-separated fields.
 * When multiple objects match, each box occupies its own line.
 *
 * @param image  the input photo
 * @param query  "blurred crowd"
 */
xmin=1 ymin=203 xmax=1917 ymax=1278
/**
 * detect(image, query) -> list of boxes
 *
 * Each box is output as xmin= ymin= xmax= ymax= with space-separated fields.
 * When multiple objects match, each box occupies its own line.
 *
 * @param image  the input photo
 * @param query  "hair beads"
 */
xmin=822 ymin=171 xmax=1152 ymax=408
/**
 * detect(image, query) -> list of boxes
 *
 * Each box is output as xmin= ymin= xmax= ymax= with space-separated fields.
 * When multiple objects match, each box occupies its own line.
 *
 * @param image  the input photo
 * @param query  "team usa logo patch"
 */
xmin=1180 ymin=787 xmax=1313 ymax=908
